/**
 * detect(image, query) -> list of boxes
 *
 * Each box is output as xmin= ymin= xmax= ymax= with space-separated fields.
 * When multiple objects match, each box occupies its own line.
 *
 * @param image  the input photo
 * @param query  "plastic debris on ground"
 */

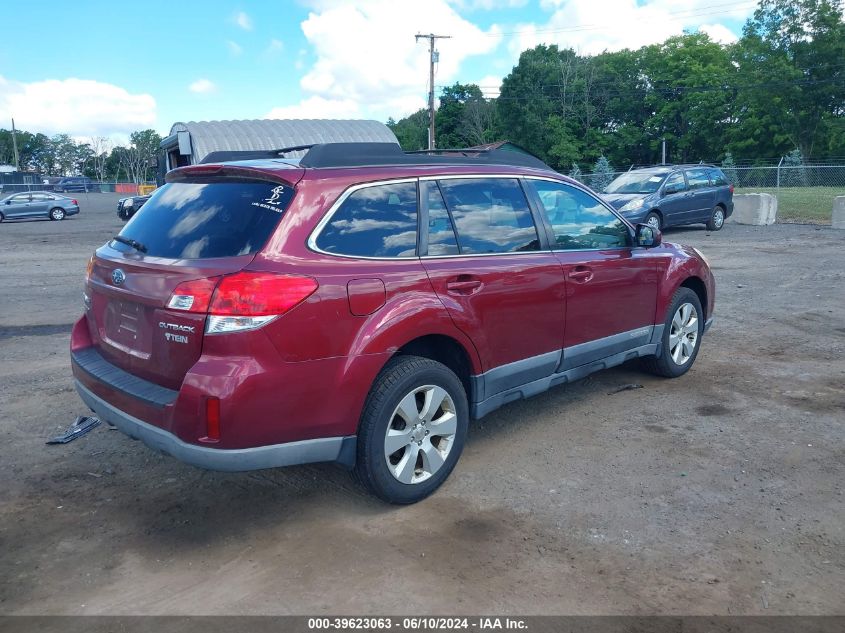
xmin=46 ymin=416 xmax=101 ymax=445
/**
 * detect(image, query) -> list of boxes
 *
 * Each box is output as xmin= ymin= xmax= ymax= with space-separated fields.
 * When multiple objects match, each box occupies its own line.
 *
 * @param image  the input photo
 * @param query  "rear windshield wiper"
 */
xmin=112 ymin=235 xmax=147 ymax=253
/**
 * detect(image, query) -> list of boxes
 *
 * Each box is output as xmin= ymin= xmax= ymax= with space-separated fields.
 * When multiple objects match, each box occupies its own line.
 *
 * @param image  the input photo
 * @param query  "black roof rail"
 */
xmin=201 ymin=142 xmax=555 ymax=171
xmin=298 ymin=142 xmax=553 ymax=170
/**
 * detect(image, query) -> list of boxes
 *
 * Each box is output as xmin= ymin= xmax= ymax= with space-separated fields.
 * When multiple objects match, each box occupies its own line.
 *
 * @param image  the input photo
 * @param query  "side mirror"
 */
xmin=664 ymin=184 xmax=683 ymax=195
xmin=636 ymin=223 xmax=662 ymax=248
xmin=5 ymin=200 xmax=10 ymax=205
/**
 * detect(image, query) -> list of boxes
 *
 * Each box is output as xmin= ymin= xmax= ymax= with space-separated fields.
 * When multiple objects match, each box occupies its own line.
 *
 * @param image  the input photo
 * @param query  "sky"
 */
xmin=0 ymin=0 xmax=758 ymax=142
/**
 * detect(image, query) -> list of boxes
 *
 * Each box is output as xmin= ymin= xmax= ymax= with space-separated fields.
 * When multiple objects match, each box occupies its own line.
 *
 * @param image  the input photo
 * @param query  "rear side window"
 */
xmin=437 ymin=178 xmax=539 ymax=254
xmin=685 ymin=169 xmax=711 ymax=189
xmin=116 ymin=181 xmax=293 ymax=259
xmin=315 ymin=182 xmax=418 ymax=258
xmin=708 ymin=169 xmax=728 ymax=186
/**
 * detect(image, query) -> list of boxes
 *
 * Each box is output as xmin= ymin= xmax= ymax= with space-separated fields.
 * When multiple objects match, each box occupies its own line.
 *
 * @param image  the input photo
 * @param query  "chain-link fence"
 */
xmin=573 ymin=164 xmax=845 ymax=225
xmin=0 ymin=179 xmax=156 ymax=196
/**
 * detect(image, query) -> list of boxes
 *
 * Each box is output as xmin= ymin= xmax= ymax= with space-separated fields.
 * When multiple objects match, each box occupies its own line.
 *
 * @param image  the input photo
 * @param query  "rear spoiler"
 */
xmin=165 ymin=163 xmax=304 ymax=186
xmin=199 ymin=145 xmax=315 ymax=164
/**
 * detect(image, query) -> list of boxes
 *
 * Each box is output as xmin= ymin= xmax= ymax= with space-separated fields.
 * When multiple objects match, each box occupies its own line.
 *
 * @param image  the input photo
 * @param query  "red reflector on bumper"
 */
xmin=201 ymin=397 xmax=221 ymax=443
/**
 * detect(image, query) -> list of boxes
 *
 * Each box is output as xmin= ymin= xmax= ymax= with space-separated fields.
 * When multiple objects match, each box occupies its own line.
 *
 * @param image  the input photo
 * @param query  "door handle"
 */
xmin=568 ymin=267 xmax=593 ymax=283
xmin=446 ymin=276 xmax=483 ymax=295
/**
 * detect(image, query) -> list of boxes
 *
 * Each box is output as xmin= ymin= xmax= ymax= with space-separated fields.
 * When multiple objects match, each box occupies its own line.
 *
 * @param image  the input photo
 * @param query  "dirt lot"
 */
xmin=0 ymin=193 xmax=842 ymax=615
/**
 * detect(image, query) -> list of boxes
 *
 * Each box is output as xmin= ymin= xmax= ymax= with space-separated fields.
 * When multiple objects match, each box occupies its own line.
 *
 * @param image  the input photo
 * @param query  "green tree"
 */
xmin=639 ymin=33 xmax=735 ymax=163
xmin=123 ymin=129 xmax=162 ymax=183
xmin=721 ymin=151 xmax=739 ymax=185
xmin=781 ymin=148 xmax=806 ymax=186
xmin=435 ymin=83 xmax=486 ymax=148
xmin=498 ymin=45 xmax=563 ymax=164
xmin=736 ymin=0 xmax=845 ymax=159
xmin=591 ymin=156 xmax=615 ymax=191
xmin=387 ymin=110 xmax=428 ymax=151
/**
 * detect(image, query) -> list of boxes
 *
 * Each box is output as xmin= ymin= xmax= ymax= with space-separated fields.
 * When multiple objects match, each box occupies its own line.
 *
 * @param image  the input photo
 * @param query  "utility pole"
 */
xmin=11 ymin=118 xmax=20 ymax=171
xmin=416 ymin=33 xmax=450 ymax=150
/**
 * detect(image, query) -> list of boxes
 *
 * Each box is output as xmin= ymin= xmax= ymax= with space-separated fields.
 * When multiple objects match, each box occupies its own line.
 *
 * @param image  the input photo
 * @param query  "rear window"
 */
xmin=115 ymin=181 xmax=293 ymax=259
xmin=314 ymin=182 xmax=418 ymax=258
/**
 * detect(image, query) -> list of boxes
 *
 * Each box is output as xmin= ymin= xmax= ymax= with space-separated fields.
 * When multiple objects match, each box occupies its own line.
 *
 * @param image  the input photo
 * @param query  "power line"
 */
xmin=478 ymin=1 xmax=759 ymax=38
xmin=463 ymin=77 xmax=844 ymax=102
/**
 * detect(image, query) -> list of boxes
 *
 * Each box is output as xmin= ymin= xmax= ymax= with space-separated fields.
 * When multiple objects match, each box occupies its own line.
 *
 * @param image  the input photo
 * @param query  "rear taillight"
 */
xmin=729 ymin=185 xmax=734 ymax=194
xmin=71 ymin=199 xmax=78 ymax=205
xmin=166 ymin=272 xmax=318 ymax=334
xmin=167 ymin=277 xmax=221 ymax=313
xmin=209 ymin=272 xmax=318 ymax=316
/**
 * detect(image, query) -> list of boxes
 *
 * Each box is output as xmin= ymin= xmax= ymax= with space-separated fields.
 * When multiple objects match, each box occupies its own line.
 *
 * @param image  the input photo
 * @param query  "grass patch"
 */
xmin=735 ymin=187 xmax=843 ymax=224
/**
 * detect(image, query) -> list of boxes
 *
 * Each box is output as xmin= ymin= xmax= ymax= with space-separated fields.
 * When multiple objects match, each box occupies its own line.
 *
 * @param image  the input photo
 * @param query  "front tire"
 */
xmin=49 ymin=207 xmax=65 ymax=221
xmin=643 ymin=288 xmax=704 ymax=378
xmin=645 ymin=212 xmax=662 ymax=231
xmin=354 ymin=356 xmax=468 ymax=504
xmin=706 ymin=205 xmax=725 ymax=231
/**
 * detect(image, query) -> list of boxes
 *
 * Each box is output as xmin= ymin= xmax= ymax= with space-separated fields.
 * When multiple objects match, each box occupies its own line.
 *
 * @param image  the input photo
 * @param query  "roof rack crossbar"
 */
xmin=405 ymin=147 xmax=491 ymax=155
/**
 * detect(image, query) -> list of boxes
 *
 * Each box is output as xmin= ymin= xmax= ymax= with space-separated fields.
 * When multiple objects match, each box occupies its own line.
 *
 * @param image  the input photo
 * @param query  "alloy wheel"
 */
xmin=713 ymin=208 xmax=725 ymax=228
xmin=669 ymin=302 xmax=699 ymax=365
xmin=384 ymin=384 xmax=457 ymax=484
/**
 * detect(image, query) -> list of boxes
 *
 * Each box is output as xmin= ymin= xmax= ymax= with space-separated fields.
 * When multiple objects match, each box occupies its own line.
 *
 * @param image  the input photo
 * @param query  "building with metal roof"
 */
xmin=159 ymin=119 xmax=399 ymax=172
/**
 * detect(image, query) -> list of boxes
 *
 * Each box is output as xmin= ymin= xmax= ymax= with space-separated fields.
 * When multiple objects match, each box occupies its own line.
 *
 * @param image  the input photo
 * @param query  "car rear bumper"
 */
xmin=75 ymin=380 xmax=356 ymax=471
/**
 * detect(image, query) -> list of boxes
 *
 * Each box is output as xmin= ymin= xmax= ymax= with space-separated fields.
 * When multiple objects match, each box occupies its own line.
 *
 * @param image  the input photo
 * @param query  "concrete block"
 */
xmin=833 ymin=196 xmax=845 ymax=230
xmin=729 ymin=193 xmax=778 ymax=225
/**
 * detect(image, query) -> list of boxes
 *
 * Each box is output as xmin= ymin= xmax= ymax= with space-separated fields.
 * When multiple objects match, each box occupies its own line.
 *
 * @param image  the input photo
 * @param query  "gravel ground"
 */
xmin=0 ymin=193 xmax=842 ymax=615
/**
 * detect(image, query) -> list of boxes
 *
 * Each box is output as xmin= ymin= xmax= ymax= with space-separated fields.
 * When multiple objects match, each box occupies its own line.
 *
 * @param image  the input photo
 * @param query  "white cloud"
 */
xmin=265 ymin=95 xmax=361 ymax=119
xmin=267 ymin=0 xmax=502 ymax=121
xmin=188 ymin=78 xmax=216 ymax=94
xmin=0 ymin=75 xmax=156 ymax=137
xmin=449 ymin=0 xmax=528 ymax=9
xmin=234 ymin=11 xmax=252 ymax=30
xmin=265 ymin=39 xmax=284 ymax=55
xmin=474 ymin=75 xmax=502 ymax=98
xmin=507 ymin=0 xmax=747 ymax=57
xmin=226 ymin=40 xmax=243 ymax=56
xmin=699 ymin=23 xmax=739 ymax=44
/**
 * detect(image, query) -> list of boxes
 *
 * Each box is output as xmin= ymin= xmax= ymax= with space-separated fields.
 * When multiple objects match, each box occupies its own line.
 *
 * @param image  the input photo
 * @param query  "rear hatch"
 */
xmin=85 ymin=168 xmax=300 ymax=390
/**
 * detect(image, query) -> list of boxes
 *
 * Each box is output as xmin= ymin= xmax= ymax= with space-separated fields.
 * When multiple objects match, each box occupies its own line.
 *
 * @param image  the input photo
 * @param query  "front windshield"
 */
xmin=604 ymin=172 xmax=668 ymax=194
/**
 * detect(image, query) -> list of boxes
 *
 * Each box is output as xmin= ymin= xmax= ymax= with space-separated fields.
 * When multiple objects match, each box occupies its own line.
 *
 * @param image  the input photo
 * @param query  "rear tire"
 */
xmin=0 ymin=212 xmax=4 ymax=223
xmin=353 ymin=355 xmax=468 ymax=504
xmin=645 ymin=212 xmax=662 ymax=231
xmin=49 ymin=207 xmax=65 ymax=221
xmin=706 ymin=205 xmax=725 ymax=231
xmin=642 ymin=287 xmax=704 ymax=378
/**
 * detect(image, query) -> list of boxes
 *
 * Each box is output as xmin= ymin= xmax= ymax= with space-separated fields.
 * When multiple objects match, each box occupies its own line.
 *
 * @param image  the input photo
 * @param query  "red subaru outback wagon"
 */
xmin=71 ymin=143 xmax=714 ymax=504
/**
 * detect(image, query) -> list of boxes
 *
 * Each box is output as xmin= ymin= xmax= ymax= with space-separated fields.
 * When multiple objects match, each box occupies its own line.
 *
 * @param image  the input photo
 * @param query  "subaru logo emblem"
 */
xmin=111 ymin=269 xmax=126 ymax=286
